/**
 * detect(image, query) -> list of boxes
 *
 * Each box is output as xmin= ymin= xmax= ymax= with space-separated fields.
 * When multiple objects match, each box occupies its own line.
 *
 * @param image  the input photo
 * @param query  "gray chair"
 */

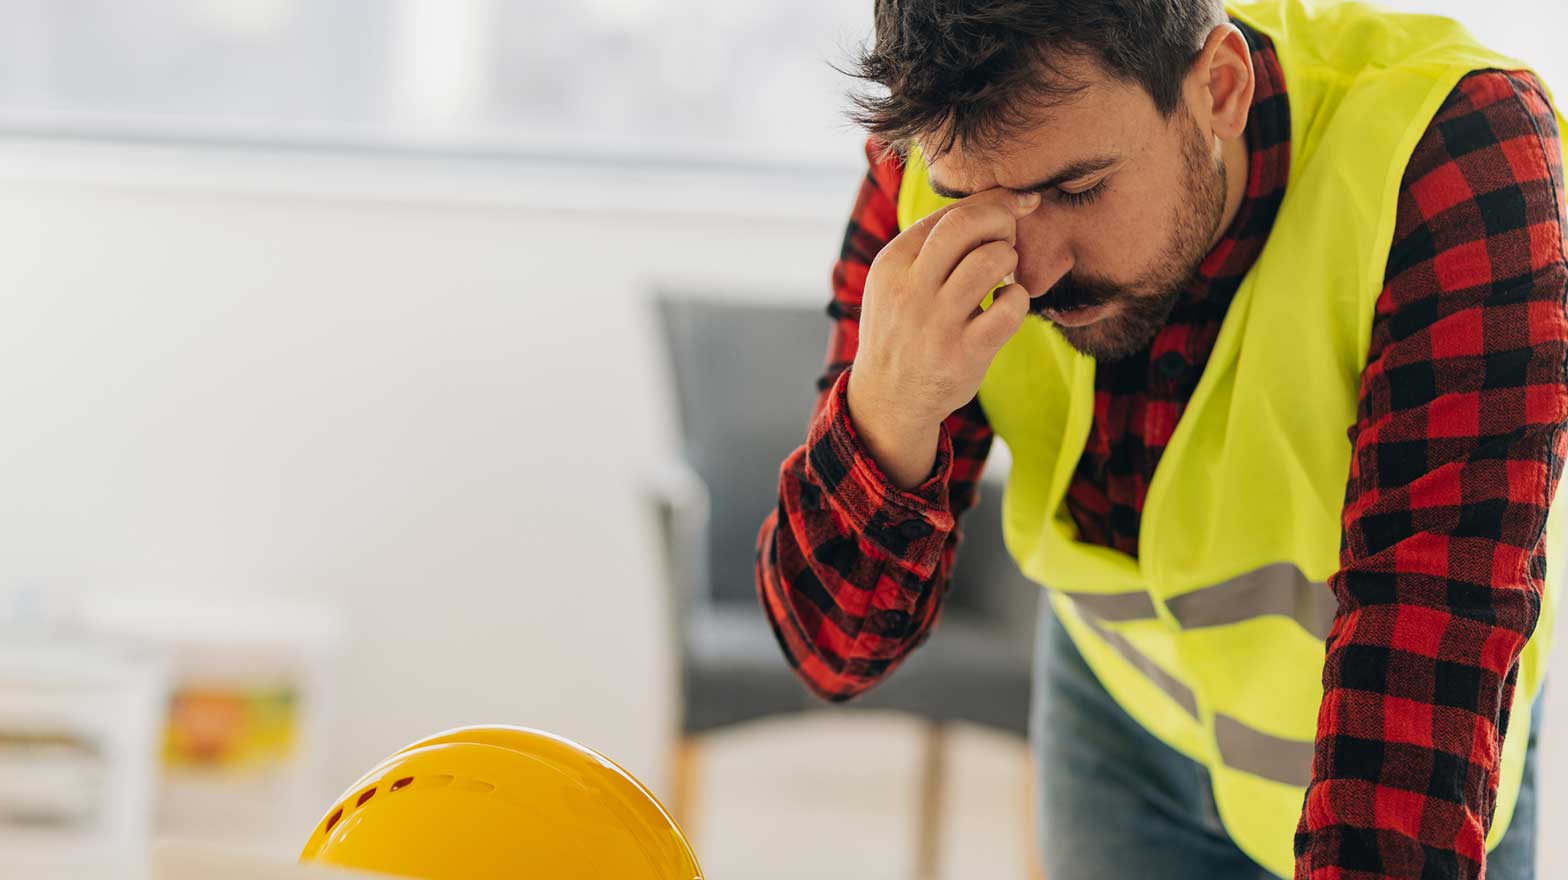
xmin=645 ymin=292 xmax=1038 ymax=739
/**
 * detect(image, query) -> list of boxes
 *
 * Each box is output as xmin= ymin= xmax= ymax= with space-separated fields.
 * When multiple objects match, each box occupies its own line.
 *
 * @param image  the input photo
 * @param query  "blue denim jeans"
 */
xmin=1030 ymin=600 xmax=1541 ymax=879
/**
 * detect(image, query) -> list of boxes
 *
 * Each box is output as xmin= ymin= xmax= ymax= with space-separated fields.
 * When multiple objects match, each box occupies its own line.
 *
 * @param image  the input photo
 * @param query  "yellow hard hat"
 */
xmin=300 ymin=725 xmax=702 ymax=879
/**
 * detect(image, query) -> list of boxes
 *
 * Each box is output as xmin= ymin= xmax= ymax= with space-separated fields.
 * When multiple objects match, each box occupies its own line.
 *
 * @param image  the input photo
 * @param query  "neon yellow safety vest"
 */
xmin=896 ymin=1 xmax=1567 ymax=875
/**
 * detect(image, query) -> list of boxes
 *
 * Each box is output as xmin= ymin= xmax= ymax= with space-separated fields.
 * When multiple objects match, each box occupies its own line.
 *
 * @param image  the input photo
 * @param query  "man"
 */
xmin=754 ymin=1 xmax=1568 ymax=878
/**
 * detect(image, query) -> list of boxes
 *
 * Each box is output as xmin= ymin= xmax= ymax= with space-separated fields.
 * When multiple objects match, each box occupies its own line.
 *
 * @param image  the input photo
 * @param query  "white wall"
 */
xmin=0 ymin=138 xmax=855 ymax=844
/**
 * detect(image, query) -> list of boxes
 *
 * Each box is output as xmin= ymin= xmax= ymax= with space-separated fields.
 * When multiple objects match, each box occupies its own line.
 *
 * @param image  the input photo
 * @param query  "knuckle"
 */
xmin=868 ymin=245 xmax=892 ymax=273
xmin=868 ymin=250 xmax=907 ymax=287
xmin=976 ymin=241 xmax=1017 ymax=274
xmin=992 ymin=242 xmax=1021 ymax=270
xmin=934 ymin=205 xmax=976 ymax=237
xmin=967 ymin=327 xmax=1000 ymax=354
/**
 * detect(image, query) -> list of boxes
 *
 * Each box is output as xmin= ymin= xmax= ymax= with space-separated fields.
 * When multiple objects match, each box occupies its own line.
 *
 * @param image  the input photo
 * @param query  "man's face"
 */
xmin=923 ymin=59 xmax=1230 ymax=361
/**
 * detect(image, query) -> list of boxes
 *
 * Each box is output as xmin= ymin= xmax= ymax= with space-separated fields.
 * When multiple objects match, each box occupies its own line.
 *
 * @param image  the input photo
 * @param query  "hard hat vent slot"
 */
xmin=425 ymin=774 xmax=454 ymax=788
xmin=323 ymin=808 xmax=344 ymax=835
xmin=390 ymin=776 xmax=415 ymax=792
xmin=456 ymin=778 xmax=496 ymax=793
xmin=357 ymin=788 xmax=376 ymax=807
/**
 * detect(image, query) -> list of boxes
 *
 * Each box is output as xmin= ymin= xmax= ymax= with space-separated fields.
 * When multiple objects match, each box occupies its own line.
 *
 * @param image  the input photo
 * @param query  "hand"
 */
xmin=845 ymin=187 xmax=1049 ymax=488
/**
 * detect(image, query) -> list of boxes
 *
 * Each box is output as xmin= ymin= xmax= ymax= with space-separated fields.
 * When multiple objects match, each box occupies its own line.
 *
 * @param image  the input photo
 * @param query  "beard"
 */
xmin=1028 ymin=107 xmax=1230 ymax=361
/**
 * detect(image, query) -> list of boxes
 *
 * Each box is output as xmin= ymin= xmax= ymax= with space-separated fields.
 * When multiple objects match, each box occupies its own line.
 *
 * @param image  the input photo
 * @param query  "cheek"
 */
xmin=1055 ymin=204 xmax=1164 ymax=277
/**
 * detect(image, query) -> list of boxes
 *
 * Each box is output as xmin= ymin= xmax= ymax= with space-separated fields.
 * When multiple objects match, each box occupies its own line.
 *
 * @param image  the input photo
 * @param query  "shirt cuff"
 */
xmin=808 ymin=371 xmax=957 ymax=570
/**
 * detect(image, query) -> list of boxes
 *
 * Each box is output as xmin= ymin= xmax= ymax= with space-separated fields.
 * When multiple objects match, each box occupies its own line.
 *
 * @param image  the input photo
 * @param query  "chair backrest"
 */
xmin=654 ymin=294 xmax=827 ymax=607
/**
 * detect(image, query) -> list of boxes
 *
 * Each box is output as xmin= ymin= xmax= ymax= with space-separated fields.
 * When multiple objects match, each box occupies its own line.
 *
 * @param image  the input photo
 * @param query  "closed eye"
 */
xmin=1056 ymin=180 xmax=1109 ymax=208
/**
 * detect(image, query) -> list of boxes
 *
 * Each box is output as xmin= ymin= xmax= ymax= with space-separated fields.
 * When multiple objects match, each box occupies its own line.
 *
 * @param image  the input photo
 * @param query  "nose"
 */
xmin=1013 ymin=218 xmax=1074 ymax=297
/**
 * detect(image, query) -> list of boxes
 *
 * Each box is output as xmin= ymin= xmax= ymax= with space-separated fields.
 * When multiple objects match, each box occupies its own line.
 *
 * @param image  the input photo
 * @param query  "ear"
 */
xmin=1186 ymin=23 xmax=1254 ymax=142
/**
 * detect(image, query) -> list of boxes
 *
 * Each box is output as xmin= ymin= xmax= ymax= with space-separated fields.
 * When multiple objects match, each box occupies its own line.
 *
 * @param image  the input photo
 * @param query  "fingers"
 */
xmin=940 ymin=239 xmax=1018 ymax=321
xmin=877 ymin=187 xmax=1037 ymax=279
xmin=965 ymin=282 xmax=1030 ymax=353
xmin=910 ymin=190 xmax=1039 ymax=290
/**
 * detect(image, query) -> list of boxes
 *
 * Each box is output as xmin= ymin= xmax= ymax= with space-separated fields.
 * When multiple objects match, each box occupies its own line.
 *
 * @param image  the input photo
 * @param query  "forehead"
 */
xmin=922 ymin=69 xmax=1161 ymax=193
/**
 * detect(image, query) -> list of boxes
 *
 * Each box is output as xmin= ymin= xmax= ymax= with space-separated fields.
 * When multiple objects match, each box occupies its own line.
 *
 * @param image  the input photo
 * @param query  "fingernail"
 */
xmin=1015 ymin=191 xmax=1040 ymax=210
xmin=1002 ymin=273 xmax=1016 ymax=286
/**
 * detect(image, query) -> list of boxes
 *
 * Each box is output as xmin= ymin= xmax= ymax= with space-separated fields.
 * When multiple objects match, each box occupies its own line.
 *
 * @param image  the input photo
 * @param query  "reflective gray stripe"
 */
xmin=1081 ymin=616 xmax=1198 ymax=718
xmin=1059 ymin=589 xmax=1158 ymax=622
xmin=1165 ymin=563 xmax=1336 ymax=640
xmin=1214 ymin=713 xmax=1314 ymax=787
xmin=1080 ymin=615 xmax=1316 ymax=787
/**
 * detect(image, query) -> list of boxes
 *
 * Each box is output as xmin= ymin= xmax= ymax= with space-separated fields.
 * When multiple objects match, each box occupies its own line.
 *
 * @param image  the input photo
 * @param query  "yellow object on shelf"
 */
xmin=164 ymin=685 xmax=298 ymax=772
xmin=300 ymin=726 xmax=702 ymax=880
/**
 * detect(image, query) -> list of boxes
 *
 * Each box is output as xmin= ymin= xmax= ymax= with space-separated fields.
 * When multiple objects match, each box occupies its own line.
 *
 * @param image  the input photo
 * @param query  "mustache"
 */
xmin=1036 ymin=273 xmax=1122 ymax=312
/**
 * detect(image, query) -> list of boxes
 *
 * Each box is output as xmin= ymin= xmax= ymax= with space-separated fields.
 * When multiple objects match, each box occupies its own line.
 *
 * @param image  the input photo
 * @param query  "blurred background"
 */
xmin=0 ymin=1 xmax=1562 ymax=878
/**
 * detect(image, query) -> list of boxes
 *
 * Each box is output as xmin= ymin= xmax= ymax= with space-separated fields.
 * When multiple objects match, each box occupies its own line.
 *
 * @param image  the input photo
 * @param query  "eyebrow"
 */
xmin=927 ymin=155 xmax=1121 ymax=200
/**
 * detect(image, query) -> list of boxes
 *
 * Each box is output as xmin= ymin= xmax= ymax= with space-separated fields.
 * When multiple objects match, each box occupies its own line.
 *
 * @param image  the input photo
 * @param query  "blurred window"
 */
xmin=0 ymin=1 xmax=1559 ymax=169
xmin=0 ymin=0 xmax=873 ymax=168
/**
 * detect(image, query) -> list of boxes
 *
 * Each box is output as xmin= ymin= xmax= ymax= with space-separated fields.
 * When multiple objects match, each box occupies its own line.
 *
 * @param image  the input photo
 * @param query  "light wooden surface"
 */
xmin=934 ymin=724 xmax=1046 ymax=880
xmin=152 ymin=840 xmax=389 ymax=880
xmin=678 ymin=711 xmax=1041 ymax=880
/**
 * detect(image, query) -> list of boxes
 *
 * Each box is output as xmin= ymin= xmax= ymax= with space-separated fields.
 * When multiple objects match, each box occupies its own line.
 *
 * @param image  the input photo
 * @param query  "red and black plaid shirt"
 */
xmin=756 ymin=20 xmax=1568 ymax=880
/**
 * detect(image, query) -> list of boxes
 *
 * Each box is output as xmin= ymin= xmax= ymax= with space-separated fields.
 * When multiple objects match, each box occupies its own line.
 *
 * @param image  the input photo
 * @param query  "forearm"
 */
xmin=1295 ymin=69 xmax=1568 ymax=879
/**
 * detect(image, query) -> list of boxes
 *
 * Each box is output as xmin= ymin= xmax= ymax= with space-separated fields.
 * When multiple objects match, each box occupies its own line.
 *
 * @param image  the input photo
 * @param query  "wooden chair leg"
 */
xmin=1025 ymin=747 xmax=1047 ymax=880
xmin=669 ymin=734 xmax=702 ymax=841
xmin=914 ymin=720 xmax=948 ymax=880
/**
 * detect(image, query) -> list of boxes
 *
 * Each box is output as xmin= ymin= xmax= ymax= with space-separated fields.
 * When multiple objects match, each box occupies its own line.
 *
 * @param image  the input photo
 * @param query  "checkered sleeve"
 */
xmin=1296 ymin=72 xmax=1568 ymax=878
xmin=755 ymin=138 xmax=996 ymax=701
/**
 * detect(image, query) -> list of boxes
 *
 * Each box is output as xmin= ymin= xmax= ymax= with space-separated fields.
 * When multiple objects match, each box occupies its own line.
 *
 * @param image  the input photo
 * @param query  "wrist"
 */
xmin=844 ymin=372 xmax=942 ymax=491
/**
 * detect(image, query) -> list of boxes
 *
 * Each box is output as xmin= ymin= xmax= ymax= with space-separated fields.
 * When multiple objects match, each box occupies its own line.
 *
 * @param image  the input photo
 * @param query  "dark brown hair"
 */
xmin=848 ymin=0 xmax=1226 ymax=158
